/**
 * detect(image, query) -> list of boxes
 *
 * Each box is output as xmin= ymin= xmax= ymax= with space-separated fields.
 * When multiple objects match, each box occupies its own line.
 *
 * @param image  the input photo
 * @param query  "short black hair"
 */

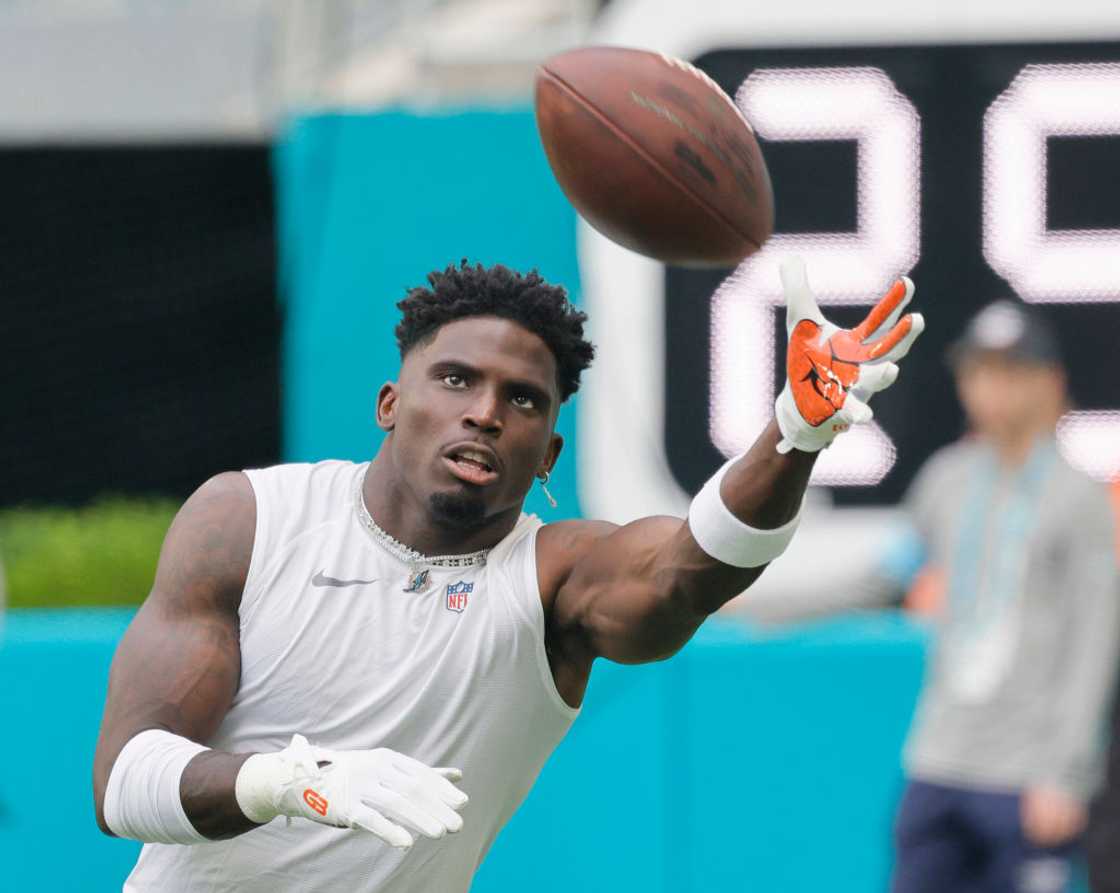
xmin=395 ymin=260 xmax=595 ymax=402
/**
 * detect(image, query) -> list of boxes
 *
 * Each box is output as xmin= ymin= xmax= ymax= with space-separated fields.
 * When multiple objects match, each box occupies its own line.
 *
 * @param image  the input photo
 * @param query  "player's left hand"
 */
xmin=774 ymin=256 xmax=925 ymax=453
xmin=1021 ymin=785 xmax=1087 ymax=847
xmin=237 ymin=733 xmax=468 ymax=849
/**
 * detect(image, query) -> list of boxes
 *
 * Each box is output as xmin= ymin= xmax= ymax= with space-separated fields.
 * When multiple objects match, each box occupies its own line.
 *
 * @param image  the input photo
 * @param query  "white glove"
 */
xmin=774 ymin=256 xmax=924 ymax=453
xmin=235 ymin=734 xmax=468 ymax=848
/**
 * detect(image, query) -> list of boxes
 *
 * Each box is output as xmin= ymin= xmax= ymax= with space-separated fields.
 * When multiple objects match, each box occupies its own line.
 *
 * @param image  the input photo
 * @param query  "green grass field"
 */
xmin=0 ymin=497 xmax=178 ymax=607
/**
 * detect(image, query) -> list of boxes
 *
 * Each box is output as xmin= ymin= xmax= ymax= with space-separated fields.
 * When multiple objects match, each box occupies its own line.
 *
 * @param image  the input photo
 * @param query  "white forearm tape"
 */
xmin=687 ymin=458 xmax=802 ymax=568
xmin=103 ymin=729 xmax=209 ymax=845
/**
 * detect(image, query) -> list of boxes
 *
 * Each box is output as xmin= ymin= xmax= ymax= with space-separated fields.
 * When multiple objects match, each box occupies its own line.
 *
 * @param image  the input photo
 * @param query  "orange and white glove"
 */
xmin=235 ymin=734 xmax=468 ymax=848
xmin=774 ymin=256 xmax=924 ymax=454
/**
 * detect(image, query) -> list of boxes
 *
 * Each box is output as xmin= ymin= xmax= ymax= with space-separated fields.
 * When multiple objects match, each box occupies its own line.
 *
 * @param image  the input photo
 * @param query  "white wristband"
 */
xmin=687 ymin=458 xmax=802 ymax=568
xmin=103 ymin=729 xmax=209 ymax=845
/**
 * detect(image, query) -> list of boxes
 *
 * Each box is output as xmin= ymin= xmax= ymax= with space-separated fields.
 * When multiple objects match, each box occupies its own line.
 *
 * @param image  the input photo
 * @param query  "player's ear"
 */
xmin=376 ymin=382 xmax=399 ymax=431
xmin=541 ymin=433 xmax=563 ymax=475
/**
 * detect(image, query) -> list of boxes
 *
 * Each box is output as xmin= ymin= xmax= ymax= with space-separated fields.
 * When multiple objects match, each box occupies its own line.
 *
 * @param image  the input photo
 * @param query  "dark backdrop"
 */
xmin=0 ymin=145 xmax=280 ymax=506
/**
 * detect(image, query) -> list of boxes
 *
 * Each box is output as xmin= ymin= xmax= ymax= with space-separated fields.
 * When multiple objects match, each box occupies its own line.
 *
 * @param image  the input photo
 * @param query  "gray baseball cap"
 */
xmin=947 ymin=300 xmax=1063 ymax=368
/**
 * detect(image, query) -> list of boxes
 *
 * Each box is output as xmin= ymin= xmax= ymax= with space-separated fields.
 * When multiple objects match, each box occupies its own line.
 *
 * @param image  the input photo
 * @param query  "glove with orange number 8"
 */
xmin=235 ymin=733 xmax=468 ymax=849
xmin=774 ymin=256 xmax=925 ymax=454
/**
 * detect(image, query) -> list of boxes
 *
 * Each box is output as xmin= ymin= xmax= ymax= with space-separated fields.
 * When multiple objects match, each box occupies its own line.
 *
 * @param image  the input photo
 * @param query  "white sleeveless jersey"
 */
xmin=124 ymin=460 xmax=579 ymax=893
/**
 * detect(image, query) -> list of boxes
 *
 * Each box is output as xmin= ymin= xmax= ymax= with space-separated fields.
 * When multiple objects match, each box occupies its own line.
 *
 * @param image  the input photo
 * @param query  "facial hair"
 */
xmin=428 ymin=490 xmax=487 ymax=530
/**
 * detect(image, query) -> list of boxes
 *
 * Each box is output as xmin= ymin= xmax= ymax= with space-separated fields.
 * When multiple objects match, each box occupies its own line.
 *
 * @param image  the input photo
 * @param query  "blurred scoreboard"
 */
xmin=663 ymin=41 xmax=1120 ymax=505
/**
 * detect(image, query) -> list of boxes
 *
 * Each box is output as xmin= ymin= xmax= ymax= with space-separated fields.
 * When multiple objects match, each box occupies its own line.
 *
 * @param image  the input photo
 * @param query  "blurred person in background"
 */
xmin=887 ymin=302 xmax=1118 ymax=893
xmin=738 ymin=300 xmax=1119 ymax=893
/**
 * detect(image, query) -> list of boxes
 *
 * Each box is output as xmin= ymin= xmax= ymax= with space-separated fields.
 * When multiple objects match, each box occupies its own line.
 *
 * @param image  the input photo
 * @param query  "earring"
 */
xmin=537 ymin=471 xmax=558 ymax=509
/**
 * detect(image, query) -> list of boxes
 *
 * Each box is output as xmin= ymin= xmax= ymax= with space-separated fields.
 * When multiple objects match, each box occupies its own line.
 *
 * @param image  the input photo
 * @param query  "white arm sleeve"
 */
xmin=103 ymin=729 xmax=210 ymax=845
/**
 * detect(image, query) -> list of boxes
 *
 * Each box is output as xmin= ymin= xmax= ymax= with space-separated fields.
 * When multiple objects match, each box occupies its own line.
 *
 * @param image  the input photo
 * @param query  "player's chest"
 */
xmin=251 ymin=544 xmax=511 ymax=674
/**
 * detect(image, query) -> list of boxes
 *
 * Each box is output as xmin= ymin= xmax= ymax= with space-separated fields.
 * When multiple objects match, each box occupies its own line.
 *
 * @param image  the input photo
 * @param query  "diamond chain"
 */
xmin=354 ymin=479 xmax=489 ymax=569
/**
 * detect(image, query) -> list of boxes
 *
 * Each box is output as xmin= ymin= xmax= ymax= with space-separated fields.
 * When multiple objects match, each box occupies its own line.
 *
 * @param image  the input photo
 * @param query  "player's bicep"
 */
xmin=105 ymin=585 xmax=242 ymax=746
xmin=553 ymin=515 xmax=712 ymax=664
xmin=93 ymin=472 xmax=254 ymax=821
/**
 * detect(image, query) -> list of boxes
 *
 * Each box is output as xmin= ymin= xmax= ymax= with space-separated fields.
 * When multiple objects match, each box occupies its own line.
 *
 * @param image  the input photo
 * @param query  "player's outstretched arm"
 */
xmin=93 ymin=473 xmax=468 ymax=848
xmin=543 ymin=258 xmax=924 ymax=673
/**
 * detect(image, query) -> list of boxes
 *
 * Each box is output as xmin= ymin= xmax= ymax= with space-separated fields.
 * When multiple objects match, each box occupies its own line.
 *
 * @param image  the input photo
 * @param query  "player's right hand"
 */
xmin=235 ymin=733 xmax=468 ymax=849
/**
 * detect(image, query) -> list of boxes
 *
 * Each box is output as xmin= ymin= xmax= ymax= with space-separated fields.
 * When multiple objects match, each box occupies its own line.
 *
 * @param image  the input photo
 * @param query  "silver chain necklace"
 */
xmin=354 ymin=479 xmax=488 ymax=593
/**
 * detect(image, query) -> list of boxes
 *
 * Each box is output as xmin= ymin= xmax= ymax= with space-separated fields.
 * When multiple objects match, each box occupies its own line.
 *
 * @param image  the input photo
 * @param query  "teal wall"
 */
xmin=2 ymin=611 xmax=143 ymax=884
xmin=473 ymin=616 xmax=928 ymax=893
xmin=275 ymin=109 xmax=583 ymax=517
xmin=1 ymin=610 xmax=927 ymax=891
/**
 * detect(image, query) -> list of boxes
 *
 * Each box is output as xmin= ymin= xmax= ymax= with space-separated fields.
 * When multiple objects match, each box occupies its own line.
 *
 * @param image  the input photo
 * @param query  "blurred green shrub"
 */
xmin=0 ymin=498 xmax=178 ymax=607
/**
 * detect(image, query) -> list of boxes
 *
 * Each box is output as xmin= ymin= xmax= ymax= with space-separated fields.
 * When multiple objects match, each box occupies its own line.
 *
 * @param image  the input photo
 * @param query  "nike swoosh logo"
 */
xmin=311 ymin=570 xmax=379 ymax=589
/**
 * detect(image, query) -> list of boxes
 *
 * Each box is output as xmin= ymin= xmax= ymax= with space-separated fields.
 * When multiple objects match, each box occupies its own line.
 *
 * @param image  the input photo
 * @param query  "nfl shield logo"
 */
xmin=445 ymin=580 xmax=474 ymax=613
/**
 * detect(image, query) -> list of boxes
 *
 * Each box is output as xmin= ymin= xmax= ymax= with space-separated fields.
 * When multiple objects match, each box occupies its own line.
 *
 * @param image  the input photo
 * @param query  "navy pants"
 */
xmin=891 ymin=779 xmax=1078 ymax=893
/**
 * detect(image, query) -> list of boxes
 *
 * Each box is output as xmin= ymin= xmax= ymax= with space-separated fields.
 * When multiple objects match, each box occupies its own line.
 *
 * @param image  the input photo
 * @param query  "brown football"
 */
xmin=535 ymin=46 xmax=774 ymax=267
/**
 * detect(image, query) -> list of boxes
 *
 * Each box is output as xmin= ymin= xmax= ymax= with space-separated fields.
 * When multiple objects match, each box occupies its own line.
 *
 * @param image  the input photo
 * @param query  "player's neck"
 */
xmin=361 ymin=453 xmax=521 ymax=557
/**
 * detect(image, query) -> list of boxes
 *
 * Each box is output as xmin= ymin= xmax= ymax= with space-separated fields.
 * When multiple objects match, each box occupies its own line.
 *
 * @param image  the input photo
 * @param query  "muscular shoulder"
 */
xmin=152 ymin=471 xmax=256 ymax=617
xmin=536 ymin=519 xmax=618 ymax=612
xmin=177 ymin=472 xmax=255 ymax=539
